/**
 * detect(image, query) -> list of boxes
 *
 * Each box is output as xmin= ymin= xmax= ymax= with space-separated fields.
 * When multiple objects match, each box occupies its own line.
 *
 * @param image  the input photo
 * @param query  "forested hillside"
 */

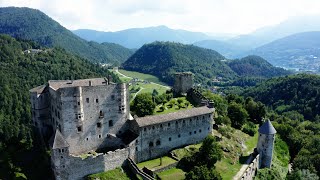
xmin=244 ymin=74 xmax=320 ymax=121
xmin=228 ymin=55 xmax=290 ymax=78
xmin=241 ymin=74 xmax=320 ymax=178
xmin=122 ymin=41 xmax=236 ymax=85
xmin=0 ymin=35 xmax=119 ymax=179
xmin=0 ymin=7 xmax=133 ymax=64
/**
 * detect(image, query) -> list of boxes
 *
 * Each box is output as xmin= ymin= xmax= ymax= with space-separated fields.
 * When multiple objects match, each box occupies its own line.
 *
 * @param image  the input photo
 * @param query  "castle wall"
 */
xmin=30 ymin=88 xmax=52 ymax=140
xmin=239 ymin=154 xmax=260 ymax=180
xmin=59 ymin=83 xmax=130 ymax=155
xmin=136 ymin=113 xmax=213 ymax=162
xmin=257 ymin=134 xmax=275 ymax=168
xmin=52 ymin=144 xmax=136 ymax=180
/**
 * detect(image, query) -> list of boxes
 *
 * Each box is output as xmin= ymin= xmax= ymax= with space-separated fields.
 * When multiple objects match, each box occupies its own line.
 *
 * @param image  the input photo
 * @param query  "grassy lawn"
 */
xmin=119 ymin=69 xmax=167 ymax=85
xmin=154 ymin=97 xmax=193 ymax=115
xmin=157 ymin=167 xmax=186 ymax=180
xmin=86 ymin=168 xmax=130 ymax=180
xmin=137 ymin=156 xmax=177 ymax=171
xmin=139 ymin=83 xmax=169 ymax=94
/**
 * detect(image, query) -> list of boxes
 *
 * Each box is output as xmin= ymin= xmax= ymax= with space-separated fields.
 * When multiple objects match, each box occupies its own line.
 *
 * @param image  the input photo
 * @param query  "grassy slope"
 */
xmin=137 ymin=156 xmax=177 ymax=171
xmin=86 ymin=168 xmax=130 ymax=180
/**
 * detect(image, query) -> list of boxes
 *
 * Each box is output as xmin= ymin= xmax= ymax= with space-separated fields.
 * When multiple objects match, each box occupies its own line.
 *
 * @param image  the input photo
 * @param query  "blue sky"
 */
xmin=1 ymin=0 xmax=320 ymax=34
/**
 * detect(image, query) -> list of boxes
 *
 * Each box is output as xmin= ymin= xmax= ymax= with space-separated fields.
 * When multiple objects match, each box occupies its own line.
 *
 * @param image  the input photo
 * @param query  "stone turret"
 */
xmin=256 ymin=119 xmax=276 ymax=168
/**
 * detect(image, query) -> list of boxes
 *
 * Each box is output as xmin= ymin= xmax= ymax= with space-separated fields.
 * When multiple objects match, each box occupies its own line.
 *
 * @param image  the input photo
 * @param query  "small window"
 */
xmin=194 ymin=131 xmax=196 ymax=134
xmin=111 ymin=95 xmax=115 ymax=100
xmin=178 ymin=134 xmax=181 ymax=138
xmin=136 ymin=147 xmax=138 ymax=151
xmin=152 ymin=126 xmax=155 ymax=130
xmin=77 ymin=126 xmax=82 ymax=132
xmin=98 ymin=135 xmax=101 ymax=138
xmin=61 ymin=156 xmax=63 ymax=159
xmin=97 ymin=122 xmax=101 ymax=128
xmin=109 ymin=120 xmax=113 ymax=127
xmin=78 ymin=102 xmax=80 ymax=105
xmin=62 ymin=149 xmax=64 ymax=153
xmin=190 ymin=119 xmax=192 ymax=122
xmin=86 ymin=98 xmax=89 ymax=103
xmin=99 ymin=111 xmax=104 ymax=118
xmin=169 ymin=137 xmax=172 ymax=141
xmin=189 ymin=132 xmax=192 ymax=135
xmin=168 ymin=123 xmax=171 ymax=127
xmin=156 ymin=140 xmax=161 ymax=146
xmin=149 ymin=142 xmax=154 ymax=147
xmin=58 ymin=149 xmax=61 ymax=153
xmin=144 ymin=127 xmax=147 ymax=131
xmin=183 ymin=120 xmax=185 ymax=123
xmin=62 ymin=165 xmax=65 ymax=168
xmin=96 ymin=99 xmax=99 ymax=103
xmin=199 ymin=129 xmax=202 ymax=133
xmin=86 ymin=137 xmax=89 ymax=141
xmin=160 ymin=124 xmax=163 ymax=128
xmin=136 ymin=140 xmax=138 ymax=143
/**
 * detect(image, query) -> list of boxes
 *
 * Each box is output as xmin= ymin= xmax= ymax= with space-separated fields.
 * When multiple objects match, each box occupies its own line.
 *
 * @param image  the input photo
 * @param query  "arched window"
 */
xmin=156 ymin=140 xmax=161 ymax=146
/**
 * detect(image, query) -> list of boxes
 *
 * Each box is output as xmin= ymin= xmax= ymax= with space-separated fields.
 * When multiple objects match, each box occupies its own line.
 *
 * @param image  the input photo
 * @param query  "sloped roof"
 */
xmin=135 ymin=106 xmax=214 ymax=127
xmin=258 ymin=119 xmax=277 ymax=134
xmin=48 ymin=78 xmax=107 ymax=90
xmin=51 ymin=129 xmax=69 ymax=149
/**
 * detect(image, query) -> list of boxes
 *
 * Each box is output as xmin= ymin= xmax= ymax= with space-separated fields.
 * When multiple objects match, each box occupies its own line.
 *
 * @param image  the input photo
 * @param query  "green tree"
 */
xmin=131 ymin=93 xmax=156 ymax=117
xmin=185 ymin=165 xmax=221 ymax=180
xmin=228 ymin=102 xmax=249 ymax=129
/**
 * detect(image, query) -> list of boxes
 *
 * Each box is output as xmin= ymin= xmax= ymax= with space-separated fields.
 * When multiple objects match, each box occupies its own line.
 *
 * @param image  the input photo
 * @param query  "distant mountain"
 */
xmin=227 ymin=55 xmax=290 ymax=78
xmin=0 ymin=7 xmax=133 ymax=64
xmin=228 ymin=15 xmax=320 ymax=49
xmin=250 ymin=31 xmax=320 ymax=71
xmin=73 ymin=26 xmax=212 ymax=48
xmin=122 ymin=41 xmax=236 ymax=85
xmin=193 ymin=40 xmax=247 ymax=58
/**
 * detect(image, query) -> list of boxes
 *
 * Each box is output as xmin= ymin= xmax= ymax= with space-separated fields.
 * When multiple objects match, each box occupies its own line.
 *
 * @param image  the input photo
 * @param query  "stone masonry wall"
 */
xmin=136 ymin=113 xmax=213 ymax=162
xmin=53 ymin=144 xmax=136 ymax=180
xmin=257 ymin=134 xmax=275 ymax=168
xmin=59 ymin=83 xmax=130 ymax=155
xmin=239 ymin=154 xmax=260 ymax=180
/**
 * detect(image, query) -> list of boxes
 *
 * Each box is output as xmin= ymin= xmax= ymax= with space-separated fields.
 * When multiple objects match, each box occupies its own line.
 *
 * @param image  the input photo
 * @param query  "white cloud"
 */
xmin=1 ymin=0 xmax=320 ymax=34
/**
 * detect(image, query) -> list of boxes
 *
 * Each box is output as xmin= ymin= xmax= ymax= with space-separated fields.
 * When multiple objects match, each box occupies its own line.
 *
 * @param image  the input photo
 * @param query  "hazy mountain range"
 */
xmin=73 ymin=26 xmax=212 ymax=49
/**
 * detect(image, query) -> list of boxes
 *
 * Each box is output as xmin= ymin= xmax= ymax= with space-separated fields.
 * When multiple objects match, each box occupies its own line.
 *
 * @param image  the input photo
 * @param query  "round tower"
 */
xmin=256 ymin=119 xmax=276 ymax=168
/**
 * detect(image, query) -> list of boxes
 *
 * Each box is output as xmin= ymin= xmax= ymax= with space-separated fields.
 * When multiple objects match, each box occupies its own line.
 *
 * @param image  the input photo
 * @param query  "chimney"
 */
xmin=208 ymin=101 xmax=214 ymax=108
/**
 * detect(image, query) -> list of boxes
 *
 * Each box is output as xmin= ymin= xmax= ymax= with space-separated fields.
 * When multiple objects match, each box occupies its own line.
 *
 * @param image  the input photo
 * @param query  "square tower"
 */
xmin=173 ymin=72 xmax=193 ymax=95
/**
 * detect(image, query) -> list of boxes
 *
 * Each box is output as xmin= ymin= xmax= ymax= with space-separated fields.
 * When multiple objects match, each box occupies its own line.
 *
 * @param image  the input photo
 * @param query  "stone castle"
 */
xmin=30 ymin=76 xmax=214 ymax=179
xmin=30 ymin=73 xmax=275 ymax=180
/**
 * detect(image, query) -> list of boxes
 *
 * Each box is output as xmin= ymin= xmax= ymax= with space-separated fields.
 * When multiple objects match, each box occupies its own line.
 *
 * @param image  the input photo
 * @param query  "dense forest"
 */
xmin=0 ymin=34 xmax=119 ymax=179
xmin=122 ymin=41 xmax=236 ymax=85
xmin=244 ymin=74 xmax=320 ymax=121
xmin=0 ymin=7 xmax=133 ymax=64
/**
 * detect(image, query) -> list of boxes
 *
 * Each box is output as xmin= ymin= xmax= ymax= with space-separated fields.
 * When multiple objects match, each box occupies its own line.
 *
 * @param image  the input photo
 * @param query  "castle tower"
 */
xmin=173 ymin=72 xmax=193 ymax=95
xmin=256 ymin=119 xmax=277 ymax=168
xmin=51 ymin=129 xmax=70 ymax=180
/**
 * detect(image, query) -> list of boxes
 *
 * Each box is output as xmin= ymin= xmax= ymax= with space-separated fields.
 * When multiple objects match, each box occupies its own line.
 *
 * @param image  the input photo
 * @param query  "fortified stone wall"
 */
xmin=57 ymin=83 xmax=130 ymax=155
xmin=136 ymin=113 xmax=213 ymax=162
xmin=53 ymin=144 xmax=136 ymax=180
xmin=239 ymin=154 xmax=260 ymax=180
